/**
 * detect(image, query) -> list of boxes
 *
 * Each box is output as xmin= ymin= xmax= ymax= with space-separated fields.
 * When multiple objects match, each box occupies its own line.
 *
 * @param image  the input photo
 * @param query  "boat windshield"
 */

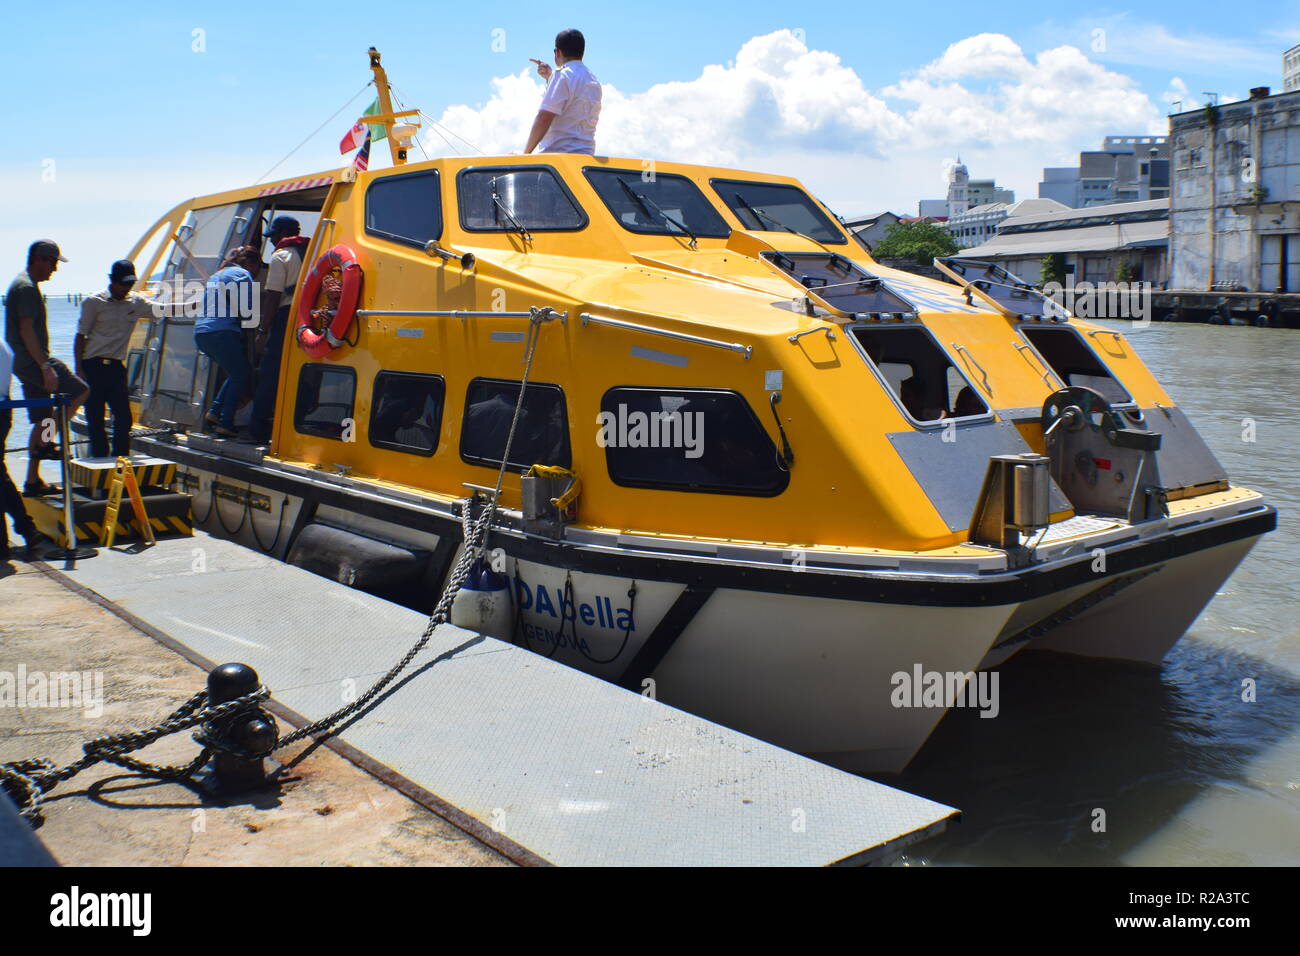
xmin=710 ymin=178 xmax=847 ymax=244
xmin=458 ymin=166 xmax=587 ymax=233
xmin=583 ymin=168 xmax=731 ymax=239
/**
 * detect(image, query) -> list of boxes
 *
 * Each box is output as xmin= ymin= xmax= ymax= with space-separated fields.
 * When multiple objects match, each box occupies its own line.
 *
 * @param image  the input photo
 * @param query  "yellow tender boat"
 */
xmin=116 ymin=55 xmax=1275 ymax=772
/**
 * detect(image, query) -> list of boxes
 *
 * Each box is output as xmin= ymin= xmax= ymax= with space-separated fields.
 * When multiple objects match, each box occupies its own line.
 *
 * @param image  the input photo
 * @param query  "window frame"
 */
xmin=364 ymin=167 xmax=444 ymax=250
xmin=368 ymin=370 xmax=446 ymax=457
xmin=708 ymin=177 xmax=848 ymax=245
xmin=599 ymin=386 xmax=790 ymax=497
xmin=293 ymin=362 xmax=357 ymax=441
xmin=581 ymin=166 xmax=732 ymax=239
xmin=845 ymin=322 xmax=994 ymax=430
xmin=455 ymin=164 xmax=589 ymax=234
xmin=459 ymin=377 xmax=572 ymax=470
xmin=1016 ymin=324 xmax=1135 ymax=408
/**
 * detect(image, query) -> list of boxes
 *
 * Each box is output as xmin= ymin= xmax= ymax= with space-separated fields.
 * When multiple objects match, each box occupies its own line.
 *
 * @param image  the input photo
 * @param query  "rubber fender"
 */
xmin=287 ymin=523 xmax=429 ymax=594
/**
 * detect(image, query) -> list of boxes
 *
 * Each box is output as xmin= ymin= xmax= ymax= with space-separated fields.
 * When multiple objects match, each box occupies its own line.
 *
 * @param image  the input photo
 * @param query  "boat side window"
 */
xmin=461 ymin=378 xmax=571 ymax=469
xmin=1020 ymin=326 xmax=1132 ymax=405
xmin=457 ymin=167 xmax=587 ymax=232
xmin=709 ymin=178 xmax=847 ymax=244
xmin=126 ymin=349 xmax=145 ymax=398
xmin=600 ymin=387 xmax=789 ymax=496
xmin=582 ymin=168 xmax=731 ymax=238
xmin=294 ymin=364 xmax=357 ymax=440
xmin=365 ymin=169 xmax=443 ymax=249
xmin=369 ymin=371 xmax=445 ymax=456
xmin=852 ymin=326 xmax=990 ymax=423
xmin=165 ymin=203 xmax=243 ymax=281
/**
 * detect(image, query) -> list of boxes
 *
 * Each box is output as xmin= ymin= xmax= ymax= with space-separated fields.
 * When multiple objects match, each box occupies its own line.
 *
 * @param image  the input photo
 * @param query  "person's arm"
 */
xmin=257 ymin=255 xmax=286 ymax=350
xmin=524 ymin=110 xmax=558 ymax=154
xmin=74 ymin=297 xmax=94 ymax=378
xmin=18 ymin=312 xmax=56 ymax=391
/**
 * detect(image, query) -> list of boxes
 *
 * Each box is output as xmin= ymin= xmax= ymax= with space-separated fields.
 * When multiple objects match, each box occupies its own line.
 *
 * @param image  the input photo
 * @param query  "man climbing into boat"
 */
xmin=250 ymin=215 xmax=311 ymax=444
xmin=4 ymin=240 xmax=88 ymax=496
xmin=524 ymin=29 xmax=601 ymax=155
xmin=195 ymin=246 xmax=261 ymax=439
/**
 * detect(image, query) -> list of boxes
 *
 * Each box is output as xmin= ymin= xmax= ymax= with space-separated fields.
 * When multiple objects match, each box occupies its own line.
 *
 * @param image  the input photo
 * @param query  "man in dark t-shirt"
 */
xmin=4 ymin=239 xmax=88 ymax=495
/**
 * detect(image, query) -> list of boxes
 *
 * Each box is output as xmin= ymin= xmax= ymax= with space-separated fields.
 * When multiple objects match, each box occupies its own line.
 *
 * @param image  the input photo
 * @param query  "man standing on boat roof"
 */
xmin=75 ymin=259 xmax=156 ymax=460
xmin=524 ymin=29 xmax=601 ymax=155
xmin=249 ymin=214 xmax=310 ymax=445
xmin=4 ymin=239 xmax=89 ymax=497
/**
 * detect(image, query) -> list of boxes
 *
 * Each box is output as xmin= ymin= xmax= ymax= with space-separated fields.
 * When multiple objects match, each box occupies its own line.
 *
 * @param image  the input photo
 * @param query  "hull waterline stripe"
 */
xmin=135 ymin=436 xmax=1277 ymax=609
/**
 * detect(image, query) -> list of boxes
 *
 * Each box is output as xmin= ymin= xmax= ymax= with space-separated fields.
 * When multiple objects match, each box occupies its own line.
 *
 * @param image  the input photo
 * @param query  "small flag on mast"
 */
xmin=353 ymin=131 xmax=372 ymax=172
xmin=339 ymin=99 xmax=386 ymax=154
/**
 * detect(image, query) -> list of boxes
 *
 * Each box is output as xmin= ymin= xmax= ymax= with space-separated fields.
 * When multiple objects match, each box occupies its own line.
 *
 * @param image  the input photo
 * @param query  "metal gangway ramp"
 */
xmin=43 ymin=530 xmax=956 ymax=866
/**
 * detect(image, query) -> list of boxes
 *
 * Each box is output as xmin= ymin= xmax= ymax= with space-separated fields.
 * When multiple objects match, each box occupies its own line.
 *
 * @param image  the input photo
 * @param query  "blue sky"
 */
xmin=0 ymin=0 xmax=1291 ymax=291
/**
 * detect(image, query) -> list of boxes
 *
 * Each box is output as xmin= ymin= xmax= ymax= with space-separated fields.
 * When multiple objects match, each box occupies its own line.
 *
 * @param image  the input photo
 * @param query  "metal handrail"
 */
xmin=579 ymin=312 xmax=753 ymax=359
xmin=355 ymin=309 xmax=567 ymax=323
xmin=1013 ymin=342 xmax=1064 ymax=388
xmin=951 ymin=342 xmax=992 ymax=394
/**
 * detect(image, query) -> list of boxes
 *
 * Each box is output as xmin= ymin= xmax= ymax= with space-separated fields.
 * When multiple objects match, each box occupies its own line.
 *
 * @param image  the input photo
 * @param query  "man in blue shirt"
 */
xmin=195 ymin=246 xmax=261 ymax=438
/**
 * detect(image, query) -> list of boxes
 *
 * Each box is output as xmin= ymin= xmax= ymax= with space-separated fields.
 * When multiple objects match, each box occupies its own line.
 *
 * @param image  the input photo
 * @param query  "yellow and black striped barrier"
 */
xmin=69 ymin=456 xmax=176 ymax=493
xmin=25 ymin=489 xmax=193 ymax=547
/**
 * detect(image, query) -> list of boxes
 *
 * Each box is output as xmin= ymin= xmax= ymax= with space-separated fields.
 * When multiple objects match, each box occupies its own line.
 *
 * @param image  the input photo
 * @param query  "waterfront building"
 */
xmin=842 ymin=211 xmax=903 ymax=250
xmin=1038 ymin=136 xmax=1170 ymax=208
xmin=1168 ymin=86 xmax=1300 ymax=292
xmin=953 ymin=198 xmax=1168 ymax=287
xmin=1285 ymin=44 xmax=1300 ymax=93
xmin=945 ymin=197 xmax=1067 ymax=249
xmin=916 ymin=160 xmax=1013 ymax=219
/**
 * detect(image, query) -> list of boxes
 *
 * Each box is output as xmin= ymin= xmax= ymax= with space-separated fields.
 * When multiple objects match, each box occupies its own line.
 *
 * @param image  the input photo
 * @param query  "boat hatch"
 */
xmin=762 ymin=251 xmax=918 ymax=317
xmin=849 ymin=324 xmax=992 ymax=425
xmin=934 ymin=257 xmax=1066 ymax=320
xmin=1018 ymin=325 xmax=1133 ymax=407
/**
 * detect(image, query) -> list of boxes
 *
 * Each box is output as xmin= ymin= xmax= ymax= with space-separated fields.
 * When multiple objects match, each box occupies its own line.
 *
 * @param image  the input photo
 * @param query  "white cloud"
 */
xmin=420 ymin=30 xmax=1165 ymax=216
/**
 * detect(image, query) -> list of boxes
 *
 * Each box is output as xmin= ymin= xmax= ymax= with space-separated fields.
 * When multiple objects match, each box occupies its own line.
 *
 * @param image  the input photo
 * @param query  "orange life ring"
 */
xmin=295 ymin=244 xmax=362 ymax=358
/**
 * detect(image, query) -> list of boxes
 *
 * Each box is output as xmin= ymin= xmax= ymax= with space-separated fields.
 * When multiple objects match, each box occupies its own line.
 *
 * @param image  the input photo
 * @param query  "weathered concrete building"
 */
xmin=1169 ymin=87 xmax=1300 ymax=292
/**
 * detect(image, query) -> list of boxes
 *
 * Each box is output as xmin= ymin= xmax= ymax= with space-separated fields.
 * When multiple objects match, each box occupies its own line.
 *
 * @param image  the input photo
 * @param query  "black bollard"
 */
xmin=204 ymin=663 xmax=276 ymax=793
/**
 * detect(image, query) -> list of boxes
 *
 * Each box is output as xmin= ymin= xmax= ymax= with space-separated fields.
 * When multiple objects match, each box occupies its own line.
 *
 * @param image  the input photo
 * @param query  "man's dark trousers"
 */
xmin=83 ymin=357 xmax=132 ymax=458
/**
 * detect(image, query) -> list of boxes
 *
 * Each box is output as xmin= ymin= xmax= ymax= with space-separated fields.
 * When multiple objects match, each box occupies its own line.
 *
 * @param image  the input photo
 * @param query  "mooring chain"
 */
xmin=2 ymin=306 xmax=561 ymax=826
xmin=0 ymin=686 xmax=269 ymax=822
xmin=276 ymin=305 xmax=555 ymax=748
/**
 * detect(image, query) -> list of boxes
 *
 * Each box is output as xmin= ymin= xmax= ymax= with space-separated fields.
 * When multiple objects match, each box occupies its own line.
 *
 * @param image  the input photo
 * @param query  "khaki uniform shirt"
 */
xmin=77 ymin=290 xmax=154 ymax=361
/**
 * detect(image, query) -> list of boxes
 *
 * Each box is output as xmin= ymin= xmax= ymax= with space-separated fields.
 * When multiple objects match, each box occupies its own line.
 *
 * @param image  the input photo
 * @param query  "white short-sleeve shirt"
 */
xmin=265 ymin=246 xmax=304 ymax=296
xmin=538 ymin=60 xmax=602 ymax=155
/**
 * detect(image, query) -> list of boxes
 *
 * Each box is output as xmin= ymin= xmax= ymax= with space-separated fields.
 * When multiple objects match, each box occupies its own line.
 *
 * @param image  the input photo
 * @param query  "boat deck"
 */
xmin=30 ymin=528 xmax=957 ymax=866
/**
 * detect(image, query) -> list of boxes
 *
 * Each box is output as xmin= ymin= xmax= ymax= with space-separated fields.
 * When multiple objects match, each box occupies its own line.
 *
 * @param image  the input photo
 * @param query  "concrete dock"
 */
xmin=1 ymin=529 xmax=958 ymax=866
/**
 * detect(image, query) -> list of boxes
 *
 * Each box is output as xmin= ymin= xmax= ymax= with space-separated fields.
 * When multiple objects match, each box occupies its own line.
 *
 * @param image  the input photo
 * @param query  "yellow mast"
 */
xmin=366 ymin=47 xmax=420 ymax=167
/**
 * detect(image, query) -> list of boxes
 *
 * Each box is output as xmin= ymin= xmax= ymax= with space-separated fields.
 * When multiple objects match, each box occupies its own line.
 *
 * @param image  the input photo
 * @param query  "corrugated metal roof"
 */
xmin=953 ymin=218 xmax=1168 ymax=257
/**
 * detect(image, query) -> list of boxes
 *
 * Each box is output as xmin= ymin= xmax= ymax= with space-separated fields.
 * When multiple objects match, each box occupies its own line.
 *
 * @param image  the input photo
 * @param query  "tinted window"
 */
xmin=601 ymin=388 xmax=789 ymax=496
xmin=853 ymin=326 xmax=989 ymax=422
xmin=1021 ymin=326 xmax=1132 ymax=405
xmin=461 ymin=379 xmax=571 ymax=469
xmin=294 ymin=364 xmax=356 ymax=439
xmin=711 ymin=178 xmax=847 ymax=244
xmin=369 ymin=371 xmax=445 ymax=456
xmin=126 ymin=348 xmax=145 ymax=397
xmin=458 ymin=167 xmax=586 ymax=232
xmin=365 ymin=169 xmax=442 ymax=248
xmin=584 ymin=168 xmax=731 ymax=238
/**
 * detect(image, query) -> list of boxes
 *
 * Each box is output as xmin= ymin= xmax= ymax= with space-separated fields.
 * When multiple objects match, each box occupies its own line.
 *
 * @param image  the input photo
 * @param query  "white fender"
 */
xmin=450 ymin=557 xmax=514 ymax=640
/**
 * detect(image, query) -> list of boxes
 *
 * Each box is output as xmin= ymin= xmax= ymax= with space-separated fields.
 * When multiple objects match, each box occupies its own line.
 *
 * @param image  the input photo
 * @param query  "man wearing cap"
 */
xmin=249 ymin=215 xmax=311 ymax=444
xmin=74 ymin=259 xmax=156 ymax=459
xmin=4 ymin=240 xmax=89 ymax=496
